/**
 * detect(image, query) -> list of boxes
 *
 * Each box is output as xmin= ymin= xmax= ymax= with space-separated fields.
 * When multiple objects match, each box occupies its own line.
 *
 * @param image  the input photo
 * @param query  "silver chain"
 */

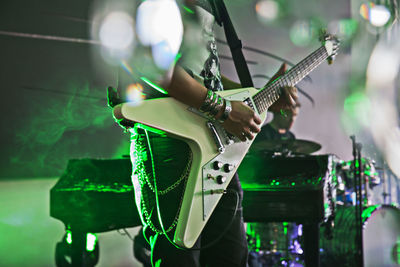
xmin=133 ymin=132 xmax=193 ymax=234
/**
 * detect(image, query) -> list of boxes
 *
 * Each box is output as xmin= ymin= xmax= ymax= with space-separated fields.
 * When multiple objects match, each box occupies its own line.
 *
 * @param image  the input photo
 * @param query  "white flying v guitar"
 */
xmin=113 ymin=34 xmax=339 ymax=248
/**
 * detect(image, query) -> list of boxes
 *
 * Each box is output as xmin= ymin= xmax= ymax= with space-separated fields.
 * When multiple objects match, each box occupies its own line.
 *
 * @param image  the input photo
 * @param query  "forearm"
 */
xmin=163 ymin=66 xmax=261 ymax=141
xmin=165 ymin=65 xmax=208 ymax=109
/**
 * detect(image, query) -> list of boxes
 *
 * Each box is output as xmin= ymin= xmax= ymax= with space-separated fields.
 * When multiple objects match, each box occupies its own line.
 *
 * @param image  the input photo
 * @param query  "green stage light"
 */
xmin=66 ymin=230 xmax=72 ymax=245
xmin=86 ymin=233 xmax=97 ymax=252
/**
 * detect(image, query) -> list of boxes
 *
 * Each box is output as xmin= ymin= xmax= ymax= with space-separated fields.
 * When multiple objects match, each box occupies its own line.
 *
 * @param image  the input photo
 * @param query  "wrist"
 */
xmin=214 ymin=101 xmax=226 ymax=120
xmin=216 ymin=99 xmax=232 ymax=123
xmin=199 ymin=90 xmax=231 ymax=123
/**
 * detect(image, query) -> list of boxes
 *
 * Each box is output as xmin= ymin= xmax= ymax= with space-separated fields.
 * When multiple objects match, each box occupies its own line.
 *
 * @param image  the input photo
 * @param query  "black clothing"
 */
xmin=151 ymin=173 xmax=248 ymax=267
xmin=255 ymin=124 xmax=295 ymax=142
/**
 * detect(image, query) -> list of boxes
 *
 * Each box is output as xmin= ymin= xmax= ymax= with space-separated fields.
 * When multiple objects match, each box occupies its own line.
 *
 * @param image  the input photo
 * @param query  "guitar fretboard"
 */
xmin=253 ymin=46 xmax=328 ymax=114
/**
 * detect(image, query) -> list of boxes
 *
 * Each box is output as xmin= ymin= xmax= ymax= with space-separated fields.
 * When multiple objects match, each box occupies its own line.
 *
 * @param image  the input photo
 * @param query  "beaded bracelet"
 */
xmin=209 ymin=95 xmax=224 ymax=116
xmin=208 ymin=92 xmax=219 ymax=113
xmin=200 ymin=90 xmax=214 ymax=113
xmin=199 ymin=90 xmax=232 ymax=123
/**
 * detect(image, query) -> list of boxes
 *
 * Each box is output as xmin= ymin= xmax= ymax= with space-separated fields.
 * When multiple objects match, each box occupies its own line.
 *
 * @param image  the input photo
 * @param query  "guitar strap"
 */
xmin=210 ymin=0 xmax=254 ymax=88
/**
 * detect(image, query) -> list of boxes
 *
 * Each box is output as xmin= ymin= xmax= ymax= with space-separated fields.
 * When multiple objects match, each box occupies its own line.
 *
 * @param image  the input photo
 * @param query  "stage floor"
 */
xmin=0 ymin=177 xmax=141 ymax=267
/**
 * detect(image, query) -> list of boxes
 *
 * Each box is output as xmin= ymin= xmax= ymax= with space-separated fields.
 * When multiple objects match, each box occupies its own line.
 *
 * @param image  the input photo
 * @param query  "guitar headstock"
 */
xmin=320 ymin=33 xmax=340 ymax=65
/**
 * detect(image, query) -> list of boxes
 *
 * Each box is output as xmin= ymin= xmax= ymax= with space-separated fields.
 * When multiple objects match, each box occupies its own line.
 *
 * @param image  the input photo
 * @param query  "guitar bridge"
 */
xmin=206 ymin=121 xmax=225 ymax=153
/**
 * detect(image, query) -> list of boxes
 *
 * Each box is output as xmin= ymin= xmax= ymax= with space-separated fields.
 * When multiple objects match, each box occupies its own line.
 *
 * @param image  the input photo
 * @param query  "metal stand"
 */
xmin=350 ymin=135 xmax=364 ymax=267
xmin=381 ymin=165 xmax=390 ymax=204
xmin=303 ymin=222 xmax=320 ymax=267
xmin=70 ymin=230 xmax=87 ymax=266
xmin=55 ymin=228 xmax=99 ymax=267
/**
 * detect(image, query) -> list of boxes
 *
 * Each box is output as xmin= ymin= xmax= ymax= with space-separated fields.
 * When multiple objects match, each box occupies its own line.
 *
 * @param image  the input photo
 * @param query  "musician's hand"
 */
xmin=222 ymin=101 xmax=262 ymax=141
xmin=267 ymin=63 xmax=299 ymax=113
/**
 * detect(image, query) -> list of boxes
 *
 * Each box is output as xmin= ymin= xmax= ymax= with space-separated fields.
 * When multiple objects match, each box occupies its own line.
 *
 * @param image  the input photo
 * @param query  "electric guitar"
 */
xmin=113 ymin=35 xmax=339 ymax=248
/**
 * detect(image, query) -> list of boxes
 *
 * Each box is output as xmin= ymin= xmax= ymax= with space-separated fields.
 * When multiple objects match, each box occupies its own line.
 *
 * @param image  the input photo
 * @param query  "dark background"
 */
xmin=0 ymin=0 xmax=130 ymax=178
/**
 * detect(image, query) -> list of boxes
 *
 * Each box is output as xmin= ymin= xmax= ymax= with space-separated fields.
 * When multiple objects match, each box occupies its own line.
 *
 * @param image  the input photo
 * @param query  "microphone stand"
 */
xmin=350 ymin=135 xmax=364 ymax=267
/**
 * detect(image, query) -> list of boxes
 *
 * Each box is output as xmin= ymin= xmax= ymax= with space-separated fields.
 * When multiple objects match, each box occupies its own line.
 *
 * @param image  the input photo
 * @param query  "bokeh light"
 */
xmin=99 ymin=12 xmax=135 ymax=50
xmin=341 ymin=91 xmax=371 ymax=134
xmin=367 ymin=48 xmax=399 ymax=85
xmin=366 ymin=27 xmax=400 ymax=177
xmin=359 ymin=2 xmax=374 ymax=21
xmin=90 ymin=0 xmax=184 ymax=95
xmin=290 ymin=20 xmax=313 ymax=46
xmin=136 ymin=0 xmax=183 ymax=70
xmin=360 ymin=2 xmax=391 ymax=27
xmin=255 ymin=0 xmax=279 ymax=24
xmin=369 ymin=5 xmax=391 ymax=27
xmin=328 ymin=19 xmax=358 ymax=44
xmin=90 ymin=0 xmax=137 ymax=64
xmin=126 ymin=83 xmax=145 ymax=105
xmin=290 ymin=20 xmax=319 ymax=46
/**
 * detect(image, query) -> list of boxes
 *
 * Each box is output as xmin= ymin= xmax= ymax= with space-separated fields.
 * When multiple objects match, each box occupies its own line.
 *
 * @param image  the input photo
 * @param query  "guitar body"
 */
xmin=114 ymin=87 xmax=267 ymax=248
xmin=113 ymin=35 xmax=339 ymax=248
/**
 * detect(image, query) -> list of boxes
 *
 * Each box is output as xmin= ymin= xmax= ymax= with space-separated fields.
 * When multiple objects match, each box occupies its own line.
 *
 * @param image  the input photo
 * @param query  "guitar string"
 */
xmin=258 ymin=46 xmax=327 ymax=102
xmin=254 ymin=45 xmax=325 ymax=102
xmin=261 ymin=46 xmax=327 ymax=97
xmin=256 ymin=45 xmax=327 ymax=100
xmin=253 ymin=46 xmax=329 ymax=113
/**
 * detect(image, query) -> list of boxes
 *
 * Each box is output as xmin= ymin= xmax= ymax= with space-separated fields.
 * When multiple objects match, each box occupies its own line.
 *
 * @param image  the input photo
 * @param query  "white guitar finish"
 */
xmin=114 ymin=88 xmax=262 ymax=248
xmin=113 ymin=36 xmax=339 ymax=248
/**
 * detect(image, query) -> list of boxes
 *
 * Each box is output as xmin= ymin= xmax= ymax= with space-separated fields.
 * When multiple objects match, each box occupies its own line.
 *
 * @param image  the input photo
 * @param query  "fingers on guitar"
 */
xmin=245 ymin=131 xmax=254 ymax=140
xmin=238 ymin=132 xmax=247 ymax=141
xmin=249 ymin=122 xmax=260 ymax=134
xmin=241 ymin=127 xmax=254 ymax=141
xmin=253 ymin=113 xmax=262 ymax=125
xmin=283 ymin=86 xmax=298 ymax=108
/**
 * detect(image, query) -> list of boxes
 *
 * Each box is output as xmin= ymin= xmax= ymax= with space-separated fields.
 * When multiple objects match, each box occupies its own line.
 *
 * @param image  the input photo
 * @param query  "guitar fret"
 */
xmin=306 ymin=50 xmax=328 ymax=74
xmin=305 ymin=56 xmax=312 ymax=72
xmin=283 ymin=77 xmax=290 ymax=87
xmin=253 ymin=45 xmax=329 ymax=114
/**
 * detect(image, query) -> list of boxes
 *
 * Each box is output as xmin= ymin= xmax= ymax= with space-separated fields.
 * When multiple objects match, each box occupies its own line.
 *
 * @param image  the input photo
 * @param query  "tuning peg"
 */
xmin=327 ymin=54 xmax=337 ymax=65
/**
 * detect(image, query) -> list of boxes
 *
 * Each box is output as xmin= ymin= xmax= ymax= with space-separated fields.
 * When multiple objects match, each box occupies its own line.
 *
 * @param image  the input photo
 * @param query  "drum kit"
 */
xmin=321 ymin=157 xmax=400 ymax=267
xmin=246 ymin=139 xmax=400 ymax=267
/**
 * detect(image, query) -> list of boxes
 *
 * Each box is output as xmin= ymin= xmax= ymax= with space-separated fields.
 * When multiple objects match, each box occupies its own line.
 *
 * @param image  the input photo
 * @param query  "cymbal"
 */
xmin=250 ymin=139 xmax=322 ymax=154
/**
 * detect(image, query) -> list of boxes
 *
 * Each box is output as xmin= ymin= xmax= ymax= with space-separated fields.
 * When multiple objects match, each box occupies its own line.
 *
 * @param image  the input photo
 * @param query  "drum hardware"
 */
xmin=350 ymin=135 xmax=364 ymax=267
xmin=247 ymin=222 xmax=304 ymax=266
xmin=380 ymin=164 xmax=393 ymax=205
xmin=335 ymin=156 xmax=383 ymax=207
xmin=320 ymin=204 xmax=400 ymax=267
xmin=248 ymin=205 xmax=400 ymax=267
xmin=249 ymin=139 xmax=322 ymax=156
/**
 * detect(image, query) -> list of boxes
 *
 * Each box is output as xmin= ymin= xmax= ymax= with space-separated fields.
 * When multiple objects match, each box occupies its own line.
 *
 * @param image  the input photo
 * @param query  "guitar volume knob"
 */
xmin=223 ymin=164 xmax=234 ymax=173
xmin=216 ymin=175 xmax=226 ymax=184
xmin=213 ymin=161 xmax=223 ymax=170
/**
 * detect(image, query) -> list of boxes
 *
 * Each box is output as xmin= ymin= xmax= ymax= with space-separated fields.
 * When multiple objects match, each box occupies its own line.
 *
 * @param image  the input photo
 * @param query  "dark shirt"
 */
xmin=255 ymin=123 xmax=295 ymax=142
xmin=250 ymin=124 xmax=295 ymax=156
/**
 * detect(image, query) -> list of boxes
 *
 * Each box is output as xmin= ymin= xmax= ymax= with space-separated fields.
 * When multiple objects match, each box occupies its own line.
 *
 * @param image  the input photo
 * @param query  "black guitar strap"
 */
xmin=210 ymin=0 xmax=254 ymax=87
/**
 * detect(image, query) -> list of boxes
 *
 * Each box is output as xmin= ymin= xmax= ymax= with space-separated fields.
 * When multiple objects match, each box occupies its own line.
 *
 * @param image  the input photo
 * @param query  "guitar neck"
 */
xmin=253 ymin=45 xmax=329 ymax=114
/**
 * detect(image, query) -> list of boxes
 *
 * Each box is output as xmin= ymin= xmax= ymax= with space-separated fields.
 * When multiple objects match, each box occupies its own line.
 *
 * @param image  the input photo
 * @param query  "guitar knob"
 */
xmin=216 ymin=175 xmax=226 ymax=184
xmin=213 ymin=161 xmax=223 ymax=170
xmin=223 ymin=164 xmax=234 ymax=173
